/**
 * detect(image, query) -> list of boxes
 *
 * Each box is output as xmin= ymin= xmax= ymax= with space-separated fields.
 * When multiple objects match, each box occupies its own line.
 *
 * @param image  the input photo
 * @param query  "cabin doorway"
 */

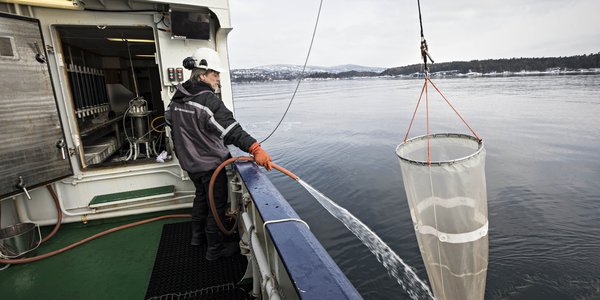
xmin=55 ymin=25 xmax=168 ymax=169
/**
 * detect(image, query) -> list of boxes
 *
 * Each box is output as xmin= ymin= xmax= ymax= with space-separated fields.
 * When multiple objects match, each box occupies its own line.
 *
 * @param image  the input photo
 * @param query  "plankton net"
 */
xmin=397 ymin=132 xmax=488 ymax=300
xmin=397 ymin=1 xmax=489 ymax=298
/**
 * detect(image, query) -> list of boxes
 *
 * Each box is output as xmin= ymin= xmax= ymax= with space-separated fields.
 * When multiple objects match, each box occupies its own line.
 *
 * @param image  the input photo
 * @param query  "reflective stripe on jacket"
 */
xmin=165 ymin=80 xmax=256 ymax=173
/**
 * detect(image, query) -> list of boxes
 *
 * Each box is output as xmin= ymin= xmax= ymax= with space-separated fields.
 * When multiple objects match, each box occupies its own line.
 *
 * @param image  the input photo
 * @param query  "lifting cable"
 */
xmin=404 ymin=0 xmax=481 ymax=165
xmin=259 ymin=0 xmax=324 ymax=144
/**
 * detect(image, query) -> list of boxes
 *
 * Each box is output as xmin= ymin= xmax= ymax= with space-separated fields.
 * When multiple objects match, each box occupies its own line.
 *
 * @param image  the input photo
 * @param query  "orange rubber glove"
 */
xmin=248 ymin=142 xmax=272 ymax=171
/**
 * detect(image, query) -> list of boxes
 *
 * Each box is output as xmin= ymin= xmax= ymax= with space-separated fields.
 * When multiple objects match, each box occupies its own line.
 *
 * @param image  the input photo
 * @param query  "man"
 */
xmin=165 ymin=47 xmax=272 ymax=260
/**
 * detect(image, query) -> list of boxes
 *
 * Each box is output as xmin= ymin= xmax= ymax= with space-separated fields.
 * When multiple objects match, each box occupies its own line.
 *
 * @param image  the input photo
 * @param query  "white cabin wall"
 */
xmin=156 ymin=7 xmax=234 ymax=112
xmin=0 ymin=0 xmax=234 ymax=226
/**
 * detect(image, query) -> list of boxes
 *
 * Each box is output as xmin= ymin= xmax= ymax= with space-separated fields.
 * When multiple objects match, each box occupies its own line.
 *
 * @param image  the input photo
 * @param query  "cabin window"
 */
xmin=170 ymin=11 xmax=211 ymax=40
xmin=0 ymin=36 xmax=16 ymax=58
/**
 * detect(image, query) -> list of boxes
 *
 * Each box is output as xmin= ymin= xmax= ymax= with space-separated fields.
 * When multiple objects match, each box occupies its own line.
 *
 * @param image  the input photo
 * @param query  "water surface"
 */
xmin=233 ymin=75 xmax=600 ymax=300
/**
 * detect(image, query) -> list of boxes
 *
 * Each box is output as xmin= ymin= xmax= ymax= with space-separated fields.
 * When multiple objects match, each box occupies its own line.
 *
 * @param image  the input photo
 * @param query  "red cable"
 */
xmin=402 ymin=76 xmax=482 ymax=166
xmin=425 ymin=78 xmax=431 ymax=164
xmin=403 ymin=79 xmax=427 ymax=143
xmin=428 ymin=79 xmax=481 ymax=141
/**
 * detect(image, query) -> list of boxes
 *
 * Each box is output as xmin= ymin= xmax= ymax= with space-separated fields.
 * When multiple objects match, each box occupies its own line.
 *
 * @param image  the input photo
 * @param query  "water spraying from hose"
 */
xmin=210 ymin=157 xmax=434 ymax=299
xmin=298 ymin=180 xmax=435 ymax=300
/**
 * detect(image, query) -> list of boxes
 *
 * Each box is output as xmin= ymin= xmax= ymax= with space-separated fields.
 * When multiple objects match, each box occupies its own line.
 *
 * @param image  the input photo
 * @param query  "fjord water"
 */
xmin=298 ymin=179 xmax=435 ymax=300
xmin=232 ymin=75 xmax=600 ymax=300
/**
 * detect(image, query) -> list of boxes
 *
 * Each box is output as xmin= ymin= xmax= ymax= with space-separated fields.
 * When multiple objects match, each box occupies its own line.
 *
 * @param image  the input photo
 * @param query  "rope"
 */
xmin=402 ymin=77 xmax=482 ymax=164
xmin=403 ymin=0 xmax=481 ymax=164
xmin=427 ymin=79 xmax=481 ymax=141
xmin=403 ymin=80 xmax=427 ymax=143
xmin=428 ymin=167 xmax=446 ymax=300
xmin=259 ymin=0 xmax=324 ymax=144
xmin=402 ymin=4 xmax=478 ymax=299
xmin=425 ymin=77 xmax=431 ymax=164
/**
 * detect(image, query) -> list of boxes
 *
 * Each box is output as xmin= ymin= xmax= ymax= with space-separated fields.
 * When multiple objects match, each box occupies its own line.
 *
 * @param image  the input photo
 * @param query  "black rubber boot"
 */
xmin=205 ymin=226 xmax=239 ymax=261
xmin=205 ymin=241 xmax=239 ymax=261
xmin=190 ymin=221 xmax=206 ymax=246
xmin=205 ymin=226 xmax=224 ymax=260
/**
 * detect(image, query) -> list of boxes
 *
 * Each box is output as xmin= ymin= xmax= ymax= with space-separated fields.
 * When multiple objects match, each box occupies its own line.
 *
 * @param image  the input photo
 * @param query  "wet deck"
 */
xmin=0 ymin=210 xmax=245 ymax=299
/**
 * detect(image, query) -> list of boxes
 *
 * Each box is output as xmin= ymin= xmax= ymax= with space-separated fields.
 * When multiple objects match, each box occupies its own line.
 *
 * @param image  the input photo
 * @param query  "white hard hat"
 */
xmin=188 ymin=47 xmax=225 ymax=73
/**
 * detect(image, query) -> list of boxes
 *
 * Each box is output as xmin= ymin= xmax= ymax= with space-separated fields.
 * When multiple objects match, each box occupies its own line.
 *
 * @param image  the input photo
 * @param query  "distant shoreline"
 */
xmin=232 ymin=68 xmax=600 ymax=83
xmin=232 ymin=52 xmax=600 ymax=83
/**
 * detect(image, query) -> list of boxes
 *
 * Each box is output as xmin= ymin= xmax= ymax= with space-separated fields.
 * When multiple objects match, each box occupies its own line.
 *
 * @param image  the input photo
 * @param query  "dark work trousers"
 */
xmin=188 ymin=168 xmax=229 ymax=252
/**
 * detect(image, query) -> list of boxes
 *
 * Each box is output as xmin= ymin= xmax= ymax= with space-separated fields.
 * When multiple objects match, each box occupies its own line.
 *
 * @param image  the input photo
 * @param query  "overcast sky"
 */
xmin=227 ymin=0 xmax=600 ymax=69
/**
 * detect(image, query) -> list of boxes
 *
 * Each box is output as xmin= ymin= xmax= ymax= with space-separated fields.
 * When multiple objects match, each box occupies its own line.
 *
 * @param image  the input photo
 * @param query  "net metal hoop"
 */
xmin=396 ymin=133 xmax=484 ymax=166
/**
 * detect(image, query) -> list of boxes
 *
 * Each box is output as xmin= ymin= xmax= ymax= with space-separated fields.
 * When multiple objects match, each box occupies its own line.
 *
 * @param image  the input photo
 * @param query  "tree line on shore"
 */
xmin=380 ymin=52 xmax=600 ymax=76
xmin=232 ymin=52 xmax=600 ymax=82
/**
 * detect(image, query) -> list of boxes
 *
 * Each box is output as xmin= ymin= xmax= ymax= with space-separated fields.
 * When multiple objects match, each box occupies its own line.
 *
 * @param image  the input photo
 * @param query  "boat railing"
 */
xmin=233 ymin=160 xmax=362 ymax=300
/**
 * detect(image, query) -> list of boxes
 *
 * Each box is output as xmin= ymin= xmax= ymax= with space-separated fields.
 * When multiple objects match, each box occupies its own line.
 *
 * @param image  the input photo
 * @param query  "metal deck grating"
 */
xmin=145 ymin=222 xmax=250 ymax=300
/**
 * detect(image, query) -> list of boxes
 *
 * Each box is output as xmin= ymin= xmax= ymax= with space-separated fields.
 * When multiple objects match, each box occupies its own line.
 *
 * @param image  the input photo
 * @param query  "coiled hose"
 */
xmin=0 ymin=157 xmax=294 ymax=264
xmin=209 ymin=156 xmax=298 ymax=235
xmin=0 ymin=185 xmax=190 ymax=265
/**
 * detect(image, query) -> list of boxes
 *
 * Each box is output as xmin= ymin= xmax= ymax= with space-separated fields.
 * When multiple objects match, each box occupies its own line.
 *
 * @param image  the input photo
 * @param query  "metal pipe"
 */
xmin=99 ymin=70 xmax=108 ymax=105
xmin=67 ymin=67 xmax=78 ymax=110
xmin=89 ymin=67 xmax=96 ymax=109
xmin=126 ymin=41 xmax=139 ymax=97
xmin=93 ymin=68 xmax=100 ymax=108
xmin=252 ymin=254 xmax=261 ymax=298
xmin=85 ymin=66 xmax=94 ymax=109
xmin=241 ymin=212 xmax=282 ymax=300
xmin=67 ymin=47 xmax=83 ymax=111
xmin=77 ymin=65 xmax=89 ymax=109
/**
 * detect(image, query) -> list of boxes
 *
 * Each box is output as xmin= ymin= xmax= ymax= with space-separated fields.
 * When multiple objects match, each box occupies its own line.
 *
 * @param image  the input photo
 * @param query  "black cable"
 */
xmin=259 ymin=0 xmax=324 ymax=144
xmin=416 ymin=0 xmax=433 ymax=71
xmin=417 ymin=0 xmax=425 ymax=38
xmin=155 ymin=14 xmax=165 ymax=25
xmin=84 ymin=8 xmax=160 ymax=12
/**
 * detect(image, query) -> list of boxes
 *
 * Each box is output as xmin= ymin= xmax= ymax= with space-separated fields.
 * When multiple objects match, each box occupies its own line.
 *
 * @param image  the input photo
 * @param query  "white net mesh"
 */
xmin=396 ymin=133 xmax=488 ymax=300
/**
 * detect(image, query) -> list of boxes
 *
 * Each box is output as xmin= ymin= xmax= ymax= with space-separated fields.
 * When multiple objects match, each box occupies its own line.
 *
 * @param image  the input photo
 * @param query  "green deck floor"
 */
xmin=0 ymin=210 xmax=190 ymax=300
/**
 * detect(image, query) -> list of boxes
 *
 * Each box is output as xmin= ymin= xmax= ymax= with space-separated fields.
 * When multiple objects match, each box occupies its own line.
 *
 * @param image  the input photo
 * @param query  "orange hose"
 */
xmin=209 ymin=156 xmax=299 ymax=235
xmin=0 ymin=214 xmax=190 ymax=264
xmin=0 ymin=157 xmax=297 ymax=263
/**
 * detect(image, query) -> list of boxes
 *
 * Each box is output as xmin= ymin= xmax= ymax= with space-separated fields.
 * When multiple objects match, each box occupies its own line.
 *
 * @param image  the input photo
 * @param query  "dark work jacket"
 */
xmin=165 ymin=80 xmax=256 ymax=173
